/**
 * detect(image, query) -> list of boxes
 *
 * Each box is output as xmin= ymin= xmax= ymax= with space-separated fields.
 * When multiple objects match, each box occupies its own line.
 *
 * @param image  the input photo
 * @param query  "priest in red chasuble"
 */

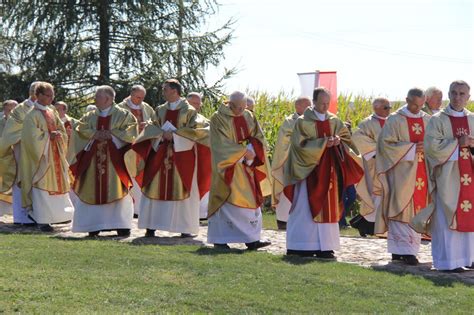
xmin=133 ymin=79 xmax=208 ymax=238
xmin=412 ymin=80 xmax=474 ymax=272
xmin=375 ymin=88 xmax=430 ymax=265
xmin=117 ymin=84 xmax=156 ymax=217
xmin=284 ymin=87 xmax=364 ymax=258
xmin=69 ymin=85 xmax=138 ymax=237
xmin=207 ymin=91 xmax=272 ymax=250
xmin=20 ymin=82 xmax=74 ymax=231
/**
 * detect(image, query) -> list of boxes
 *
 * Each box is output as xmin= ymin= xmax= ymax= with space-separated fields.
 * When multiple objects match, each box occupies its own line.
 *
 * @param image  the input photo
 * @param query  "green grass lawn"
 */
xmin=0 ymin=234 xmax=473 ymax=313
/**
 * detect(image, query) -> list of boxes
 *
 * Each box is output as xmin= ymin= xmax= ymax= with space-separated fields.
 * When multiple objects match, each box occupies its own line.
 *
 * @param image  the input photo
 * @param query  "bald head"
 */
xmin=294 ymin=97 xmax=311 ymax=115
xmin=372 ymin=97 xmax=391 ymax=118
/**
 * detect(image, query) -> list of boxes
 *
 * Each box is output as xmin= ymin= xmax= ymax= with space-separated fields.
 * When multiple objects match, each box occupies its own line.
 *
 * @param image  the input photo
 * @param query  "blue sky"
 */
xmin=205 ymin=0 xmax=473 ymax=100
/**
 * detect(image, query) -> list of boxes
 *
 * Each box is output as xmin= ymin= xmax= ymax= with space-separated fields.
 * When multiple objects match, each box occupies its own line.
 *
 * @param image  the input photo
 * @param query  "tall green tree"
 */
xmin=1 ymin=0 xmax=235 ymax=111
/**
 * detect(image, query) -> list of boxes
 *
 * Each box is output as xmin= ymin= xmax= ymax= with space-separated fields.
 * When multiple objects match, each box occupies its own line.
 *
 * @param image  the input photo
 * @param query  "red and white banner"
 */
xmin=297 ymin=71 xmax=337 ymax=114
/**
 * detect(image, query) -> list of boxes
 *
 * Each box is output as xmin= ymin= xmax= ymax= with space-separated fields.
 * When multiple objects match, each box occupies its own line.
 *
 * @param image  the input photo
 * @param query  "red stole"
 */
xmin=196 ymin=143 xmax=211 ymax=198
xmin=135 ymin=109 xmax=195 ymax=200
xmin=449 ymin=116 xmax=474 ymax=231
xmin=224 ymin=115 xmax=266 ymax=208
xmin=284 ymin=119 xmax=364 ymax=223
xmin=405 ymin=116 xmax=428 ymax=214
xmin=376 ymin=117 xmax=385 ymax=128
xmin=130 ymin=108 xmax=145 ymax=132
xmin=70 ymin=115 xmax=132 ymax=204
xmin=39 ymin=109 xmax=65 ymax=194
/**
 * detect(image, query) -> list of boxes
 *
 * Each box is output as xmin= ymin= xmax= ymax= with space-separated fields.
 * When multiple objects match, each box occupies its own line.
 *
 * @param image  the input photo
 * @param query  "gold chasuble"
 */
xmin=117 ymin=100 xmax=156 ymax=179
xmin=69 ymin=105 xmax=138 ymax=204
xmin=271 ymin=112 xmax=299 ymax=207
xmin=0 ymin=117 xmax=15 ymax=204
xmin=284 ymin=109 xmax=364 ymax=223
xmin=208 ymin=105 xmax=271 ymax=217
xmin=375 ymin=108 xmax=430 ymax=234
xmin=132 ymin=100 xmax=208 ymax=201
xmin=412 ymin=107 xmax=474 ymax=234
xmin=20 ymin=105 xmax=69 ymax=208
xmin=0 ymin=100 xmax=35 ymax=205
xmin=351 ymin=115 xmax=385 ymax=217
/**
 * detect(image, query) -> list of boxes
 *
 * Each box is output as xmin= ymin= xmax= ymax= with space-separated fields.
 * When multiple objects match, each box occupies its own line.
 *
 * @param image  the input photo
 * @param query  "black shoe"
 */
xmin=145 ymin=229 xmax=155 ymax=238
xmin=180 ymin=233 xmax=194 ymax=238
xmin=20 ymin=223 xmax=37 ymax=227
xmin=214 ymin=243 xmax=230 ymax=249
xmin=316 ymin=250 xmax=336 ymax=259
xmin=443 ymin=267 xmax=465 ymax=273
xmin=88 ymin=231 xmax=100 ymax=237
xmin=39 ymin=224 xmax=54 ymax=232
xmin=286 ymin=249 xmax=315 ymax=257
xmin=117 ymin=229 xmax=131 ymax=237
xmin=465 ymin=264 xmax=474 ymax=270
xmin=392 ymin=254 xmax=403 ymax=261
xmin=402 ymin=255 xmax=419 ymax=266
xmin=133 ymin=214 xmax=138 ymax=219
xmin=276 ymin=220 xmax=287 ymax=230
xmin=246 ymin=240 xmax=271 ymax=250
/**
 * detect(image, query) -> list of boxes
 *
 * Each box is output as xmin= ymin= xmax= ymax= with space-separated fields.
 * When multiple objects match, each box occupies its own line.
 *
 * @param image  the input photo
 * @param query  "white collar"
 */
xmin=25 ymin=98 xmax=35 ymax=107
xmin=373 ymin=113 xmax=387 ymax=120
xmin=98 ymin=106 xmax=112 ymax=117
xmin=431 ymin=109 xmax=440 ymax=114
xmin=61 ymin=116 xmax=68 ymax=122
xmin=313 ymin=109 xmax=327 ymax=121
xmin=401 ymin=104 xmax=423 ymax=118
xmin=34 ymin=102 xmax=49 ymax=111
xmin=127 ymin=98 xmax=142 ymax=110
xmin=169 ymin=99 xmax=181 ymax=110
xmin=445 ymin=104 xmax=467 ymax=117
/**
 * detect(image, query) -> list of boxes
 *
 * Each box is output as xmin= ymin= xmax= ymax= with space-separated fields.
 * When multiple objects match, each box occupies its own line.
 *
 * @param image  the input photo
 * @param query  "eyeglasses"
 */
xmin=382 ymin=106 xmax=391 ymax=110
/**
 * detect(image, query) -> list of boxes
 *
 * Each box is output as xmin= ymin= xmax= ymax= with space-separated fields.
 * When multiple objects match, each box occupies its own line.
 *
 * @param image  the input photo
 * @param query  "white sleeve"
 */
xmin=402 ymin=145 xmax=416 ymax=161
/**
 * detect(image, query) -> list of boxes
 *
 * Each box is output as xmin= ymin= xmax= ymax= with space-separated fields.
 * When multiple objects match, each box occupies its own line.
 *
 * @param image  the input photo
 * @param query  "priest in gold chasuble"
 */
xmin=117 ymin=85 xmax=156 ymax=216
xmin=271 ymin=97 xmax=311 ymax=229
xmin=0 ymin=100 xmax=18 ymax=216
xmin=412 ymin=81 xmax=474 ymax=271
xmin=350 ymin=98 xmax=390 ymax=235
xmin=20 ymin=83 xmax=74 ymax=231
xmin=69 ymin=86 xmax=137 ymax=237
xmin=186 ymin=92 xmax=212 ymax=220
xmin=375 ymin=88 xmax=430 ymax=265
xmin=284 ymin=88 xmax=363 ymax=258
xmin=207 ymin=91 xmax=272 ymax=250
xmin=1 ymin=82 xmax=41 ymax=224
xmin=132 ymin=79 xmax=208 ymax=237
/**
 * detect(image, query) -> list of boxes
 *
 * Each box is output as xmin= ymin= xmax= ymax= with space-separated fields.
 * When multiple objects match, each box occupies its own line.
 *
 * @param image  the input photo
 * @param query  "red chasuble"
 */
xmin=449 ymin=116 xmax=474 ymax=231
xmin=223 ymin=115 xmax=266 ymax=207
xmin=134 ymin=109 xmax=195 ymax=200
xmin=196 ymin=143 xmax=211 ymax=198
xmin=405 ymin=116 xmax=428 ymax=214
xmin=70 ymin=116 xmax=132 ymax=204
xmin=39 ymin=109 xmax=65 ymax=194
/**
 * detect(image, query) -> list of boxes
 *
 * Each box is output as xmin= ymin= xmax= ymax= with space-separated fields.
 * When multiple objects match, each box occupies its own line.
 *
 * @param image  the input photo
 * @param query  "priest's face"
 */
xmin=295 ymin=98 xmax=311 ymax=115
xmin=449 ymin=84 xmax=470 ymax=110
xmin=54 ymin=104 xmax=67 ymax=118
xmin=130 ymin=90 xmax=145 ymax=105
xmin=406 ymin=95 xmax=425 ymax=114
xmin=188 ymin=95 xmax=202 ymax=111
xmin=426 ymin=91 xmax=442 ymax=110
xmin=36 ymin=88 xmax=55 ymax=106
xmin=95 ymin=92 xmax=112 ymax=110
xmin=313 ymin=93 xmax=330 ymax=114
xmin=229 ymin=100 xmax=246 ymax=116
xmin=3 ymin=101 xmax=17 ymax=118
xmin=373 ymin=101 xmax=391 ymax=118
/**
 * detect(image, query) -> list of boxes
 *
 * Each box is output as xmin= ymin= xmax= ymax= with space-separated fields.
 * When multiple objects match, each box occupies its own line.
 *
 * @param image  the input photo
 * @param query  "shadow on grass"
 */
xmin=282 ymin=255 xmax=337 ymax=265
xmin=371 ymin=262 xmax=474 ymax=287
xmin=0 ymin=223 xmax=61 ymax=235
xmin=194 ymin=246 xmax=247 ymax=256
xmin=51 ymin=234 xmax=206 ymax=246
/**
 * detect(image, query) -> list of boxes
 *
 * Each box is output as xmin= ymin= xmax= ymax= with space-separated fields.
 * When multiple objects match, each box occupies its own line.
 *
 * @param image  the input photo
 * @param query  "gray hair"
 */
xmin=229 ymin=91 xmax=247 ymax=103
xmin=86 ymin=104 xmax=97 ymax=112
xmin=29 ymin=81 xmax=41 ymax=96
xmin=96 ymin=85 xmax=116 ymax=100
xmin=2 ymin=99 xmax=18 ymax=111
xmin=449 ymin=80 xmax=470 ymax=92
xmin=187 ymin=92 xmax=202 ymax=100
xmin=407 ymin=87 xmax=425 ymax=99
xmin=372 ymin=97 xmax=390 ymax=108
xmin=130 ymin=84 xmax=146 ymax=95
xmin=246 ymin=97 xmax=255 ymax=106
xmin=55 ymin=101 xmax=68 ymax=111
xmin=425 ymin=86 xmax=442 ymax=98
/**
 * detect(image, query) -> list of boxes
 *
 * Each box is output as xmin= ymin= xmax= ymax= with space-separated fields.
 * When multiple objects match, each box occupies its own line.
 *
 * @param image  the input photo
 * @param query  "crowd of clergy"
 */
xmin=0 ymin=78 xmax=473 ymax=272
